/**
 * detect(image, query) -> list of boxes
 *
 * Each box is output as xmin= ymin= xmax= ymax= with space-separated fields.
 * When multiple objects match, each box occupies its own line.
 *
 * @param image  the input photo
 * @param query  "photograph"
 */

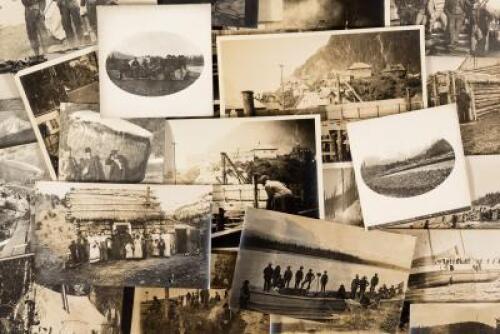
xmin=347 ymin=105 xmax=471 ymax=228
xmin=255 ymin=0 xmax=388 ymax=31
xmin=391 ymin=0 xmax=500 ymax=56
xmin=165 ymin=115 xmax=324 ymax=238
xmin=0 ymin=143 xmax=49 ymax=260
xmin=410 ymin=303 xmax=500 ymax=333
xmin=98 ymin=5 xmax=213 ymax=118
xmin=0 ymin=75 xmax=36 ymax=148
xmin=130 ymin=287 xmax=269 ymax=334
xmin=157 ymin=0 xmax=258 ymax=27
xmin=217 ymin=27 xmax=426 ymax=163
xmin=58 ymin=103 xmax=165 ymax=183
xmin=388 ymin=155 xmax=500 ymax=229
xmin=210 ymin=250 xmax=238 ymax=289
xmin=323 ymin=163 xmax=363 ymax=227
xmin=32 ymin=182 xmax=212 ymax=287
xmin=230 ymin=208 xmax=416 ymax=333
xmin=392 ymin=229 xmax=500 ymax=303
xmin=427 ymin=56 xmax=500 ymax=155
xmin=14 ymin=47 xmax=98 ymax=179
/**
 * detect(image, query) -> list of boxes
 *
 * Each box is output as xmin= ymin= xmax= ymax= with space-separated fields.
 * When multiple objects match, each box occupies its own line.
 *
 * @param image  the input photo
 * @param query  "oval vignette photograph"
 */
xmin=360 ymin=138 xmax=456 ymax=198
xmin=105 ymin=31 xmax=205 ymax=97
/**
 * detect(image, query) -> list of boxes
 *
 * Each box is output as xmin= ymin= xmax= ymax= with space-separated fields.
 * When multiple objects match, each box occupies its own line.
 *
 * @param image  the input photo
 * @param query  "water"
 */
xmin=383 ymin=159 xmax=454 ymax=178
xmin=407 ymin=279 xmax=500 ymax=302
xmin=231 ymin=249 xmax=409 ymax=302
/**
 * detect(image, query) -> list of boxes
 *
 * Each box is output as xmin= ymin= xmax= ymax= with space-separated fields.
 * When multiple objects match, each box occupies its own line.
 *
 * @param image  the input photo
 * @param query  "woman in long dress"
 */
xmin=125 ymin=241 xmax=134 ymax=260
xmin=163 ymin=233 xmax=171 ymax=257
xmin=152 ymin=239 xmax=160 ymax=257
xmin=89 ymin=239 xmax=100 ymax=264
xmin=133 ymin=235 xmax=143 ymax=259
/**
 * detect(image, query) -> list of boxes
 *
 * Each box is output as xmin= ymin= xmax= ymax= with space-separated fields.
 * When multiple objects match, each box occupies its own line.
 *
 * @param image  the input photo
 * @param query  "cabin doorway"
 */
xmin=112 ymin=222 xmax=132 ymax=259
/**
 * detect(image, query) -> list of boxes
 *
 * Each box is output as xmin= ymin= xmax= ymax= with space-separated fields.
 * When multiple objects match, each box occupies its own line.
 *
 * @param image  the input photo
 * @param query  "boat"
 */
xmin=409 ymin=268 xmax=500 ymax=289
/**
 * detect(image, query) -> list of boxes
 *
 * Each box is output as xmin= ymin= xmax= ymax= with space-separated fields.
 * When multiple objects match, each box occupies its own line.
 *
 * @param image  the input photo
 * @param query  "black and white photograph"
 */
xmin=255 ymin=0 xmax=388 ymax=31
xmin=58 ymin=104 xmax=165 ymax=183
xmin=130 ymin=287 xmax=270 ymax=334
xmin=0 ymin=75 xmax=36 ymax=148
xmin=410 ymin=303 xmax=500 ymax=333
xmin=211 ymin=250 xmax=237 ymax=289
xmin=347 ymin=105 xmax=471 ymax=228
xmin=32 ymin=182 xmax=212 ymax=287
xmin=427 ymin=56 xmax=500 ymax=155
xmin=98 ymin=5 xmax=213 ymax=118
xmin=217 ymin=27 xmax=427 ymax=163
xmin=392 ymin=229 xmax=500 ymax=303
xmin=164 ymin=116 xmax=325 ymax=224
xmin=14 ymin=47 xmax=98 ymax=179
xmin=323 ymin=163 xmax=363 ymax=227
xmin=391 ymin=0 xmax=500 ymax=56
xmin=230 ymin=208 xmax=416 ymax=333
xmin=0 ymin=143 xmax=49 ymax=260
xmin=389 ymin=155 xmax=500 ymax=229
xmin=157 ymin=0 xmax=258 ymax=28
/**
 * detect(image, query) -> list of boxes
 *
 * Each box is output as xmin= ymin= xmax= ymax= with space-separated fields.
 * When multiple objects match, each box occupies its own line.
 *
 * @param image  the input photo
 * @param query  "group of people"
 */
xmin=393 ymin=0 xmax=498 ymax=54
xmin=65 ymin=147 xmax=130 ymax=182
xmin=107 ymin=54 xmax=199 ymax=81
xmin=262 ymin=264 xmax=330 ymax=293
xmin=21 ymin=0 xmax=111 ymax=57
xmin=67 ymin=229 xmax=174 ymax=265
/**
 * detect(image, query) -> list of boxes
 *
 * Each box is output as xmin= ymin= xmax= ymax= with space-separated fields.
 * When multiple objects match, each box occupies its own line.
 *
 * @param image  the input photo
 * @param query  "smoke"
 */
xmin=283 ymin=0 xmax=345 ymax=29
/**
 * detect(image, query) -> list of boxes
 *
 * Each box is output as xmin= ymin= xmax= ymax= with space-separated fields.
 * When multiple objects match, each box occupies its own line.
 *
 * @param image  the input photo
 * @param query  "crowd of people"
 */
xmin=67 ymin=229 xmax=175 ymax=266
xmin=64 ymin=147 xmax=131 ymax=182
xmin=20 ymin=0 xmax=112 ymax=57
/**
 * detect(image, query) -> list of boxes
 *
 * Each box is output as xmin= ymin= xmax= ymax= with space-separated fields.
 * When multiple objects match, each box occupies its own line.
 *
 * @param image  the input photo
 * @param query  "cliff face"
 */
xmin=294 ymin=31 xmax=422 ymax=80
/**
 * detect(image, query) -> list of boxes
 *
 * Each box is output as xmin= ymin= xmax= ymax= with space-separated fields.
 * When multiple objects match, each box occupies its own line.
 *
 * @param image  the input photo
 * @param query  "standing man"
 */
xmin=81 ymin=0 xmax=97 ymax=38
xmin=294 ymin=266 xmax=304 ymax=289
xmin=81 ymin=147 xmax=105 ymax=181
xmin=57 ymin=0 xmax=83 ymax=47
xmin=370 ymin=273 xmax=379 ymax=295
xmin=106 ymin=150 xmax=129 ymax=182
xmin=283 ymin=266 xmax=293 ymax=288
xmin=445 ymin=0 xmax=467 ymax=47
xmin=301 ymin=269 xmax=315 ymax=291
xmin=428 ymin=0 xmax=448 ymax=32
xmin=351 ymin=274 xmax=360 ymax=299
xmin=320 ymin=271 xmax=329 ymax=293
xmin=22 ymin=0 xmax=47 ymax=56
xmin=359 ymin=276 xmax=369 ymax=299
xmin=272 ymin=265 xmax=281 ymax=288
xmin=263 ymin=263 xmax=273 ymax=292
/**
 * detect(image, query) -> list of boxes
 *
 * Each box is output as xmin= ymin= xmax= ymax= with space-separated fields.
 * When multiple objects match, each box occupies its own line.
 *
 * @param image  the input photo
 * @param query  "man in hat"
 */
xmin=263 ymin=263 xmax=274 ymax=292
xmin=258 ymin=175 xmax=294 ymax=213
xmin=294 ymin=266 xmax=304 ymax=289
xmin=320 ymin=271 xmax=329 ymax=293
xmin=81 ymin=147 xmax=105 ymax=181
xmin=106 ymin=149 xmax=129 ymax=182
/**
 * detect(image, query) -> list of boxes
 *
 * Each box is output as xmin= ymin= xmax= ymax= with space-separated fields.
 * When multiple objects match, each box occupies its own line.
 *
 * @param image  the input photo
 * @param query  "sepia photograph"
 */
xmin=217 ymin=27 xmax=426 ymax=163
xmin=392 ymin=229 xmax=500 ymax=303
xmin=389 ymin=155 xmax=500 ymax=229
xmin=165 ymin=115 xmax=324 ymax=248
xmin=323 ymin=163 xmax=363 ymax=227
xmin=157 ymin=0 xmax=258 ymax=27
xmin=410 ymin=303 xmax=500 ymax=333
xmin=256 ymin=0 xmax=388 ymax=31
xmin=32 ymin=182 xmax=212 ymax=287
xmin=0 ymin=143 xmax=49 ymax=260
xmin=58 ymin=103 xmax=165 ymax=183
xmin=14 ymin=47 xmax=98 ymax=179
xmin=98 ymin=5 xmax=213 ymax=118
xmin=391 ymin=0 xmax=500 ymax=56
xmin=230 ymin=208 xmax=416 ymax=333
xmin=427 ymin=56 xmax=500 ymax=155
xmin=0 ymin=75 xmax=36 ymax=148
xmin=130 ymin=287 xmax=269 ymax=334
xmin=210 ymin=250 xmax=238 ymax=289
xmin=347 ymin=105 xmax=471 ymax=228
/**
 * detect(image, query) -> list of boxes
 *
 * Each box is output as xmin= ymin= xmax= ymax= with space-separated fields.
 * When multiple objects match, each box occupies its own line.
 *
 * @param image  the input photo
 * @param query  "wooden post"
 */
xmin=450 ymin=72 xmax=457 ymax=103
xmin=221 ymin=153 xmax=227 ymax=185
xmin=406 ymin=88 xmax=412 ymax=110
xmin=253 ymin=174 xmax=259 ymax=208
xmin=467 ymin=82 xmax=477 ymax=121
xmin=432 ymin=75 xmax=439 ymax=106
xmin=336 ymin=130 xmax=344 ymax=162
xmin=241 ymin=91 xmax=256 ymax=116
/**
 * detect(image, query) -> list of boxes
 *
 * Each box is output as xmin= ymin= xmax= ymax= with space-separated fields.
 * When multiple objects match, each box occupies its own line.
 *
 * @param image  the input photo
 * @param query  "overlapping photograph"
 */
xmin=130 ymin=287 xmax=269 ymax=334
xmin=347 ymin=105 xmax=471 ymax=228
xmin=14 ymin=47 xmax=98 ymax=179
xmin=391 ymin=0 xmax=500 ymax=56
xmin=230 ymin=208 xmax=416 ymax=333
xmin=58 ymin=103 xmax=165 ymax=183
xmin=32 ymin=182 xmax=212 ymax=287
xmin=217 ymin=27 xmax=426 ymax=163
xmin=427 ymin=56 xmax=500 ymax=155
xmin=98 ymin=5 xmax=213 ymax=118
xmin=164 ymin=115 xmax=324 ymax=248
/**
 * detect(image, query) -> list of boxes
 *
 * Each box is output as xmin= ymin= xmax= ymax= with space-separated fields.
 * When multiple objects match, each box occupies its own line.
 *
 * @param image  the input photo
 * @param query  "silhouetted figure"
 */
xmin=359 ymin=276 xmax=369 ymax=299
xmin=320 ymin=271 xmax=328 ymax=293
xmin=337 ymin=284 xmax=347 ymax=299
xmin=240 ymin=280 xmax=250 ymax=308
xmin=294 ymin=266 xmax=304 ymax=289
xmin=263 ymin=264 xmax=273 ymax=292
xmin=351 ymin=274 xmax=360 ymax=299
xmin=301 ymin=269 xmax=315 ymax=290
xmin=272 ymin=265 xmax=281 ymax=288
xmin=283 ymin=266 xmax=293 ymax=288
xmin=370 ymin=273 xmax=379 ymax=294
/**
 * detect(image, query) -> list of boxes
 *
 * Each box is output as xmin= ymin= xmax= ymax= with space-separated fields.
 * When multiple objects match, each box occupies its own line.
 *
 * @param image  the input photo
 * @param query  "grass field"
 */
xmin=461 ymin=112 xmax=500 ymax=155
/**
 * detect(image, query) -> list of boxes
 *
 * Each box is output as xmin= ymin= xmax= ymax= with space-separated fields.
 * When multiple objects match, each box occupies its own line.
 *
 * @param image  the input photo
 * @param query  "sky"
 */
xmin=467 ymin=155 xmax=500 ymax=200
xmin=113 ymin=31 xmax=202 ymax=57
xmin=243 ymin=208 xmax=416 ymax=269
xmin=411 ymin=303 xmax=500 ymax=328
xmin=219 ymin=33 xmax=330 ymax=108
